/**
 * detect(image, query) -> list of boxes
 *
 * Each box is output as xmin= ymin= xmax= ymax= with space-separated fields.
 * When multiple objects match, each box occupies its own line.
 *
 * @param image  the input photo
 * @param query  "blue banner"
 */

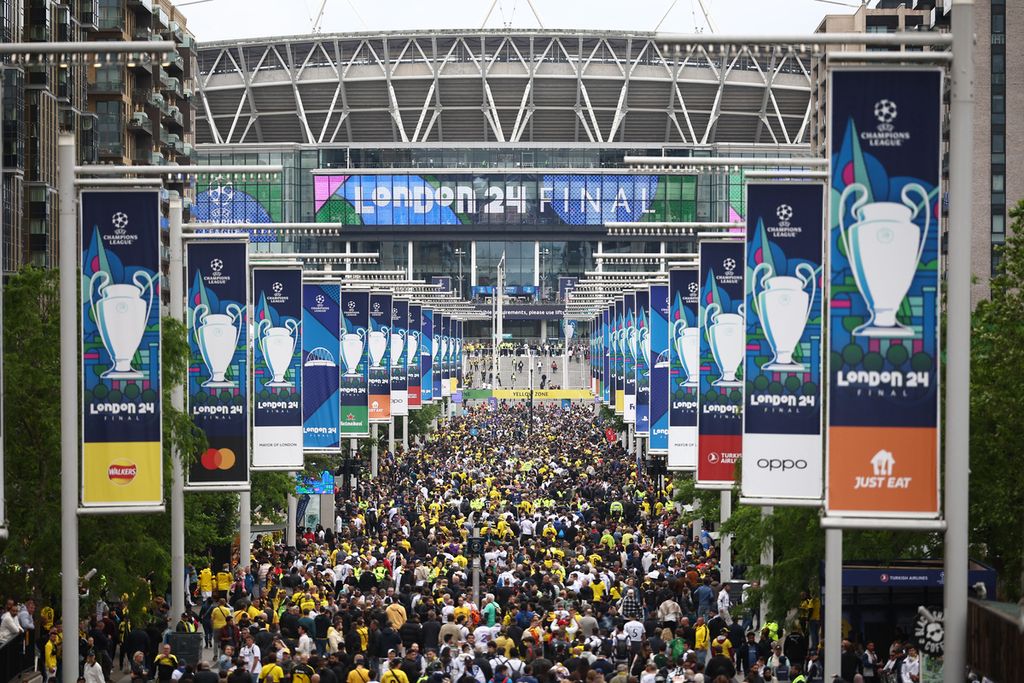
xmin=743 ymin=183 xmax=825 ymax=501
xmin=186 ymin=240 xmax=249 ymax=487
xmin=439 ymin=315 xmax=451 ymax=397
xmin=635 ymin=289 xmax=651 ymax=436
xmin=826 ymin=68 xmax=942 ymax=518
xmin=81 ymin=190 xmax=163 ymax=506
xmin=408 ymin=303 xmax=423 ymax=409
xmin=453 ymin=318 xmax=463 ymax=402
xmin=613 ymin=299 xmax=624 ymax=414
xmin=668 ymin=269 xmax=698 ymax=470
xmin=697 ymin=242 xmax=745 ymax=487
xmin=623 ymin=293 xmax=637 ymax=423
xmin=253 ymin=268 xmax=303 ymax=470
xmin=390 ymin=298 xmax=409 ymax=416
xmin=368 ymin=293 xmax=392 ymax=422
xmin=421 ymin=308 xmax=434 ymax=403
xmin=433 ymin=313 xmax=444 ymax=399
xmin=649 ymin=284 xmax=669 ymax=453
xmin=303 ymin=283 xmax=341 ymax=450
xmin=340 ymin=289 xmax=370 ymax=437
xmin=602 ymin=307 xmax=611 ymax=405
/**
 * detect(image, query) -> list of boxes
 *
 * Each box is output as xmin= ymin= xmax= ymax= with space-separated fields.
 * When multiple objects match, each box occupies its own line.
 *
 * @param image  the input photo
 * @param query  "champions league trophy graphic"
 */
xmin=751 ymin=261 xmax=816 ymax=372
xmin=89 ymin=258 xmax=155 ymax=380
xmin=672 ymin=319 xmax=699 ymax=386
xmin=625 ymin=326 xmax=639 ymax=366
xmin=440 ymin=336 xmax=449 ymax=368
xmin=407 ymin=329 xmax=420 ymax=364
xmin=564 ymin=320 xmax=576 ymax=344
xmin=368 ymin=326 xmax=388 ymax=369
xmin=340 ymin=329 xmax=366 ymax=377
xmin=839 ymin=182 xmax=930 ymax=338
xmin=704 ymin=303 xmax=745 ymax=387
xmin=390 ymin=327 xmax=407 ymax=368
xmin=193 ymin=302 xmax=242 ymax=387
xmin=257 ymin=317 xmax=299 ymax=387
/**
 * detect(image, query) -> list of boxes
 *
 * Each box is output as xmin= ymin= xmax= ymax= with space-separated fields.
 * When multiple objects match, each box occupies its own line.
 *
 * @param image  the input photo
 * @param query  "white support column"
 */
xmin=388 ymin=419 xmax=395 ymax=453
xmin=660 ymin=241 xmax=667 ymax=272
xmin=470 ymin=241 xmax=478 ymax=287
xmin=58 ymin=134 xmax=79 ymax=683
xmin=319 ymin=493 xmax=334 ymax=532
xmin=401 ymin=414 xmax=408 ymax=450
xmin=760 ymin=506 xmax=773 ymax=627
xmin=286 ymin=494 xmax=297 ymax=547
xmin=407 ymin=240 xmax=414 ymax=279
xmin=345 ymin=242 xmax=352 ymax=272
xmin=169 ymin=197 xmax=186 ymax=619
xmin=371 ymin=423 xmax=379 ymax=478
xmin=533 ymin=241 xmax=541 ymax=287
xmin=720 ymin=490 xmax=732 ymax=583
xmin=239 ymin=491 xmax=251 ymax=571
xmin=824 ymin=528 xmax=843 ymax=681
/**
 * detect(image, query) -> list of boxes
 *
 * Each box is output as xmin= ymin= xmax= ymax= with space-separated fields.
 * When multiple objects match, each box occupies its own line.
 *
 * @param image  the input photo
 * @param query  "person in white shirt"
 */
xmin=717 ymin=585 xmax=731 ymax=620
xmin=83 ymin=652 xmax=105 ymax=683
xmin=900 ymin=647 xmax=921 ymax=683
xmin=240 ymin=634 xmax=261 ymax=681
xmin=0 ymin=602 xmax=23 ymax=645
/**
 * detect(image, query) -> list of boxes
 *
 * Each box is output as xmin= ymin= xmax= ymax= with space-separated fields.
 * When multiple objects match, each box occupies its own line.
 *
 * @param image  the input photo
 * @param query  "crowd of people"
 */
xmin=1 ymin=402 xmax=930 ymax=683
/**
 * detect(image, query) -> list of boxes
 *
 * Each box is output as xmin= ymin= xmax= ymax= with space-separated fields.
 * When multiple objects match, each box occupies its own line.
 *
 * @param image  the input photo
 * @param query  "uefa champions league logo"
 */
xmin=347 ymin=300 xmax=355 ymax=310
xmin=273 ymin=282 xmax=283 ymax=296
xmin=776 ymin=204 xmax=793 ymax=226
xmin=317 ymin=294 xmax=326 ymax=306
xmin=105 ymin=211 xmax=138 ymax=246
xmin=373 ymin=302 xmax=381 ymax=312
xmin=688 ymin=282 xmax=698 ymax=296
xmin=112 ymin=211 xmax=129 ymax=235
xmin=874 ymin=99 xmax=898 ymax=125
xmin=723 ymin=258 xmax=736 ymax=274
xmin=210 ymin=259 xmax=223 ymax=274
xmin=863 ymin=98 xmax=907 ymax=147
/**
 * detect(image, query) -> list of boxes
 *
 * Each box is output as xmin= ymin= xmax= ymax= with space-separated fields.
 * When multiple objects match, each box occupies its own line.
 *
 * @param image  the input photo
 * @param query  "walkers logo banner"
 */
xmin=340 ymin=289 xmax=370 ymax=437
xmin=368 ymin=293 xmax=392 ymax=421
xmin=668 ymin=269 xmax=699 ymax=471
xmin=439 ymin=315 xmax=451 ymax=398
xmin=408 ymin=303 xmax=422 ymax=409
xmin=390 ymin=298 xmax=409 ymax=416
xmin=697 ymin=242 xmax=745 ymax=488
xmin=421 ymin=308 xmax=434 ymax=403
xmin=252 ymin=268 xmax=303 ymax=470
xmin=81 ymin=191 xmax=162 ymax=507
xmin=826 ymin=68 xmax=942 ymax=518
xmin=743 ymin=183 xmax=825 ymax=502
xmin=614 ymin=298 xmax=624 ymax=415
xmin=635 ymin=289 xmax=651 ymax=436
xmin=623 ymin=293 xmax=637 ymax=424
xmin=185 ymin=240 xmax=249 ymax=488
xmin=602 ymin=306 xmax=611 ymax=405
xmin=302 ymin=283 xmax=341 ymax=450
xmin=649 ymin=284 xmax=669 ymax=453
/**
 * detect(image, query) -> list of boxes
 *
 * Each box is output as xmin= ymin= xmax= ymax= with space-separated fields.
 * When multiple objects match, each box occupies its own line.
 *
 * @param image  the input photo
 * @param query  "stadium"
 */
xmin=193 ymin=29 xmax=815 ymax=339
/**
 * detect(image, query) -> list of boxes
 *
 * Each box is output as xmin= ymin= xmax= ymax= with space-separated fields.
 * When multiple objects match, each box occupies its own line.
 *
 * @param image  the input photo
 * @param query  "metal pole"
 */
xmin=0 ymin=66 xmax=7 ymax=542
xmin=371 ymin=424 xmax=379 ymax=477
xmin=719 ymin=490 xmax=732 ymax=583
xmin=944 ymin=2 xmax=973 ymax=681
xmin=388 ymin=419 xmax=395 ymax=453
xmin=168 ymin=198 xmax=186 ymax=619
xmin=401 ymin=414 xmax=408 ymax=450
xmin=824 ymin=528 xmax=842 ymax=681
xmin=286 ymin=494 xmax=297 ymax=547
xmin=760 ymin=506 xmax=773 ymax=628
xmin=238 ymin=491 xmax=251 ymax=572
xmin=58 ymin=133 xmax=79 ymax=683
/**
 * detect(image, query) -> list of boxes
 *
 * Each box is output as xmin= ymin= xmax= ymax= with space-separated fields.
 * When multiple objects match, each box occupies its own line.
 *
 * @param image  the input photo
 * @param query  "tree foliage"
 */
xmin=968 ymin=200 xmax=1024 ymax=600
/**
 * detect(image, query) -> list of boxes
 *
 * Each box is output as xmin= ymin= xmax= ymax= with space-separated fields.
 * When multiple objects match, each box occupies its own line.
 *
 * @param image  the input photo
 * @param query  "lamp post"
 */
xmin=454 ymin=247 xmax=466 ymax=299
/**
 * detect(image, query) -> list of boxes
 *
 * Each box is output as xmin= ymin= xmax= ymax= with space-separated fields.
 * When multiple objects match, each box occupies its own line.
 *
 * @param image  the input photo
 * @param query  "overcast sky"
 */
xmin=181 ymin=0 xmax=852 ymax=43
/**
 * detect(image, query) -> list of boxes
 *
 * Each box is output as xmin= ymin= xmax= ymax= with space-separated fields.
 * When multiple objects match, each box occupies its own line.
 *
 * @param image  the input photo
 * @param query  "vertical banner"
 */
xmin=81 ymin=190 xmax=162 ymax=506
xmin=302 ymin=283 xmax=341 ymax=450
xmin=433 ymin=313 xmax=445 ymax=399
xmin=635 ymin=289 xmax=651 ymax=436
xmin=602 ymin=306 xmax=611 ymax=405
xmin=368 ymin=292 xmax=392 ymax=422
xmin=421 ymin=308 xmax=434 ymax=403
xmin=696 ymin=241 xmax=745 ymax=488
xmin=649 ymin=284 xmax=669 ymax=453
xmin=826 ymin=69 xmax=942 ymax=518
xmin=390 ymin=298 xmax=409 ymax=416
xmin=668 ymin=269 xmax=699 ymax=471
xmin=252 ymin=268 xmax=303 ymax=470
xmin=340 ymin=289 xmax=370 ymax=437
xmin=614 ymin=298 xmax=624 ymax=414
xmin=439 ymin=315 xmax=451 ymax=398
xmin=408 ymin=303 xmax=422 ymax=409
xmin=453 ymin=319 xmax=464 ymax=404
xmin=743 ymin=183 xmax=825 ymax=501
xmin=185 ymin=240 xmax=249 ymax=487
xmin=623 ymin=292 xmax=637 ymax=423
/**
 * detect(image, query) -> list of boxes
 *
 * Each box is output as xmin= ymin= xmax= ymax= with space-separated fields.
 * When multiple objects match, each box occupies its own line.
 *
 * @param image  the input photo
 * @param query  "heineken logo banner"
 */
xmin=186 ymin=240 xmax=249 ymax=488
xmin=391 ymin=298 xmax=409 ymax=416
xmin=623 ymin=292 xmax=637 ymax=424
xmin=302 ymin=283 xmax=341 ymax=450
xmin=649 ymin=284 xmax=670 ymax=453
xmin=668 ymin=269 xmax=699 ymax=471
xmin=635 ymin=289 xmax=651 ymax=436
xmin=81 ymin=190 xmax=163 ymax=507
xmin=340 ymin=289 xmax=370 ymax=437
xmin=408 ymin=303 xmax=423 ymax=409
xmin=421 ymin=308 xmax=434 ymax=403
xmin=826 ymin=68 xmax=942 ymax=519
xmin=697 ymin=241 xmax=745 ymax=488
xmin=742 ymin=183 xmax=825 ymax=502
xmin=368 ymin=292 xmax=392 ymax=422
xmin=252 ymin=268 xmax=303 ymax=470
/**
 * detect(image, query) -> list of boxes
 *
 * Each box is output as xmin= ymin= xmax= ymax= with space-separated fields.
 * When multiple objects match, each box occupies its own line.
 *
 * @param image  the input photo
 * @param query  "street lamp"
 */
xmin=454 ymin=247 xmax=466 ymax=299
xmin=539 ymin=247 xmax=551 ymax=303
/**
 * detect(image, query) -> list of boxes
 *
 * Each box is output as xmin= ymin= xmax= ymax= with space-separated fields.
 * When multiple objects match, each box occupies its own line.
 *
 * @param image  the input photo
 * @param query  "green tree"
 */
xmin=968 ymin=200 xmax=1024 ymax=600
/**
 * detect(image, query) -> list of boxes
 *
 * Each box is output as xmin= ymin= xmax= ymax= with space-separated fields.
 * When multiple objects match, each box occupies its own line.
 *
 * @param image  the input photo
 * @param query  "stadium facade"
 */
xmin=194 ymin=30 xmax=815 ymax=339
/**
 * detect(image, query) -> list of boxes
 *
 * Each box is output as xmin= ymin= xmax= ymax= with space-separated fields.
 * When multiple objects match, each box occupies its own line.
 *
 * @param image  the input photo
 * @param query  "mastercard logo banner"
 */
xmin=200 ymin=448 xmax=237 ymax=471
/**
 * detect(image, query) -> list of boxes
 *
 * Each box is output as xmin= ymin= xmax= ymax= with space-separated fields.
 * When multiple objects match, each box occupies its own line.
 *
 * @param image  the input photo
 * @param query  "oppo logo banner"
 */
xmin=756 ymin=458 xmax=808 ymax=472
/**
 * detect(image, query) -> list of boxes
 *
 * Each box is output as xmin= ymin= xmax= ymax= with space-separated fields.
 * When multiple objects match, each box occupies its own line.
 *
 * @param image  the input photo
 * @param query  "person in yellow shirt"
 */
xmin=210 ymin=598 xmax=232 ymax=634
xmin=215 ymin=566 xmax=232 ymax=597
xmin=44 ymin=630 xmax=59 ymax=680
xmin=380 ymin=659 xmax=409 ymax=683
xmin=259 ymin=654 xmax=284 ymax=683
xmin=198 ymin=567 xmax=214 ymax=599
xmin=591 ymin=578 xmax=605 ymax=602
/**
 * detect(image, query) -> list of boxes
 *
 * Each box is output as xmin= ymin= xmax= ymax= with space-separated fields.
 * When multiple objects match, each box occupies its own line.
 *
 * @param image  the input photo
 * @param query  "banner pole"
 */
xmin=388 ymin=418 xmax=395 ymax=454
xmin=169 ymin=197 xmax=187 ymax=620
xmin=286 ymin=493 xmax=297 ymax=547
xmin=719 ymin=490 xmax=732 ymax=583
xmin=239 ymin=490 xmax=251 ymax=572
xmin=824 ymin=528 xmax=843 ymax=680
xmin=760 ymin=506 xmax=773 ymax=627
xmin=371 ymin=425 xmax=378 ymax=477
xmin=944 ymin=2 xmax=974 ymax=681
xmin=58 ymin=133 xmax=79 ymax=683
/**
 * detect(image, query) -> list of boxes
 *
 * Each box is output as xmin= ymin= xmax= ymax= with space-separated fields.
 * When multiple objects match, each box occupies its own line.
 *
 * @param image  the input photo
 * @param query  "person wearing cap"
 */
xmin=382 ymin=656 xmax=410 ymax=683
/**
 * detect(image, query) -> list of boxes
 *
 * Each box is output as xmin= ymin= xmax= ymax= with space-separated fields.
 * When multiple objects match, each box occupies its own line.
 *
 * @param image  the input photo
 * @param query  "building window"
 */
xmin=992 ymin=214 xmax=1005 ymax=234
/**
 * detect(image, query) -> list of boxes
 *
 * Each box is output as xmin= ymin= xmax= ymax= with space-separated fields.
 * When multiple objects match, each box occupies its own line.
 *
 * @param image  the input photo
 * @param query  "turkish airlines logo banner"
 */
xmin=648 ymin=284 xmax=669 ymax=453
xmin=408 ymin=303 xmax=422 ymax=409
xmin=635 ymin=289 xmax=651 ymax=436
xmin=186 ymin=239 xmax=249 ymax=488
xmin=368 ymin=293 xmax=392 ymax=421
xmin=742 ymin=183 xmax=825 ymax=502
xmin=697 ymin=241 xmax=745 ymax=488
xmin=339 ymin=289 xmax=370 ymax=437
xmin=668 ymin=269 xmax=698 ymax=471
xmin=826 ymin=68 xmax=942 ymax=518
xmin=302 ymin=283 xmax=342 ymax=449
xmin=81 ymin=190 xmax=163 ymax=506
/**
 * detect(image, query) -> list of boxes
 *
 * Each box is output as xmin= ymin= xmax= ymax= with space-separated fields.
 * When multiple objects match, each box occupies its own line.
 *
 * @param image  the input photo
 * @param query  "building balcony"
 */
xmin=79 ymin=0 xmax=100 ymax=31
xmin=164 ymin=53 xmax=184 ymax=74
xmin=161 ymin=77 xmax=181 ymax=98
xmin=98 ymin=142 xmax=125 ymax=159
xmin=162 ymin=106 xmax=183 ymax=128
xmin=132 ymin=25 xmax=152 ymax=41
xmin=128 ymin=111 xmax=152 ymax=135
xmin=128 ymin=0 xmax=153 ymax=14
xmin=88 ymin=79 xmax=126 ymax=96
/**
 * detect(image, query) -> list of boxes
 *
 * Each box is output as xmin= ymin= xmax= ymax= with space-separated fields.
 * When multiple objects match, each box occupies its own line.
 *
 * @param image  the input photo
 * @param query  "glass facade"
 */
xmin=990 ymin=0 xmax=1006 ymax=276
